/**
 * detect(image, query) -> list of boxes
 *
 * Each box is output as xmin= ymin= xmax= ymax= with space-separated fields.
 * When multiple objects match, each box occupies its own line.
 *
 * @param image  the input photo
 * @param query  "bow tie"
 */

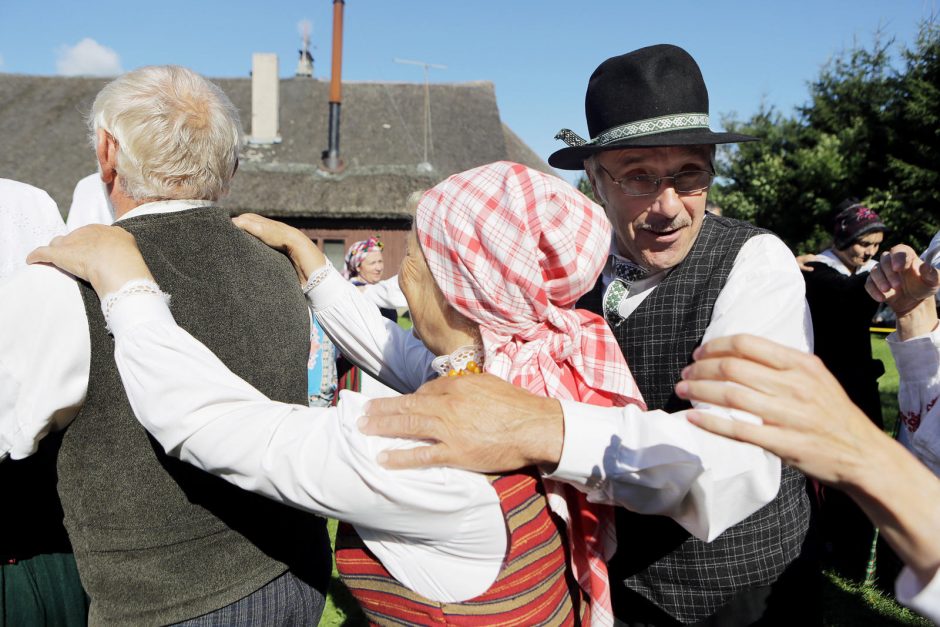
xmin=612 ymin=257 xmax=647 ymax=284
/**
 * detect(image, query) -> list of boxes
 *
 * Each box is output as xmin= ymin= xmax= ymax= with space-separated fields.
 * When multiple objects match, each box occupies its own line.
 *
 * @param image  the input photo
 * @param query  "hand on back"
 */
xmin=27 ymin=224 xmax=153 ymax=295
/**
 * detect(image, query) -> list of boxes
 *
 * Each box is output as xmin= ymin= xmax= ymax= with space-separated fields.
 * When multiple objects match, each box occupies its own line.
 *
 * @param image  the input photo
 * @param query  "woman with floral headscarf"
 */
xmin=29 ymin=162 xmax=644 ymax=625
xmin=337 ymin=236 xmax=398 ymax=399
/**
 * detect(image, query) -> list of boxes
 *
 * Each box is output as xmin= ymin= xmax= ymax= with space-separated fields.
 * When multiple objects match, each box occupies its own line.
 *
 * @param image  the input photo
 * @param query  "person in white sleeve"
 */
xmin=0 ymin=179 xmax=65 ymax=276
xmin=0 ymin=179 xmax=88 ymax=626
xmin=677 ymin=243 xmax=940 ymax=623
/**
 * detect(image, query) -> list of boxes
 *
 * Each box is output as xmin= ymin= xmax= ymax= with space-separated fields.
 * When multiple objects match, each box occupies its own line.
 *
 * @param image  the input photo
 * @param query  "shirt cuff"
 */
xmin=104 ymin=291 xmax=176 ymax=337
xmin=887 ymin=324 xmax=940 ymax=383
xmin=546 ymin=399 xmax=617 ymax=489
xmin=896 ymin=566 xmax=940 ymax=621
xmin=306 ymin=266 xmax=350 ymax=312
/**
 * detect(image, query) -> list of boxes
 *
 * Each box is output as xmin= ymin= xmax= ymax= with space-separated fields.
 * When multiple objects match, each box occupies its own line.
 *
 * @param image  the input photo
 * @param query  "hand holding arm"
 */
xmin=233 ymin=213 xmax=326 ymax=284
xmin=360 ymin=373 xmax=564 ymax=472
xmin=678 ymin=333 xmax=940 ymax=584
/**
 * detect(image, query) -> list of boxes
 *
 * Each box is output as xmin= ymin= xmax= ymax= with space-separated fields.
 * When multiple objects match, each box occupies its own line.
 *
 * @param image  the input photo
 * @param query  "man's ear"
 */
xmin=96 ymin=129 xmax=119 ymax=184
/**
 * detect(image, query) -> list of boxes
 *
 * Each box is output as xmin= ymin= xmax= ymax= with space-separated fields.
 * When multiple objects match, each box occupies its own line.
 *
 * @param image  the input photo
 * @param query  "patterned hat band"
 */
xmin=555 ymin=113 xmax=711 ymax=147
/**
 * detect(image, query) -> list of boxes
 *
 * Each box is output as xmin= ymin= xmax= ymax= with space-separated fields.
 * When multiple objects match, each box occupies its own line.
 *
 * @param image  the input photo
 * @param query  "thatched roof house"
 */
xmin=0 ymin=72 xmax=554 ymax=271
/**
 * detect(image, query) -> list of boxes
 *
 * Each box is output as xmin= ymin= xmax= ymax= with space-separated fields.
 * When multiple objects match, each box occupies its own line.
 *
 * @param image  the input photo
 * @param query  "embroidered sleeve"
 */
xmin=889 ymin=325 xmax=940 ymax=476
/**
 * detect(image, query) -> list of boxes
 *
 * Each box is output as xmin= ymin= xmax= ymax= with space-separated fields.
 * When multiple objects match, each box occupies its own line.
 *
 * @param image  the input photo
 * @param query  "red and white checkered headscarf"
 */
xmin=416 ymin=161 xmax=645 ymax=626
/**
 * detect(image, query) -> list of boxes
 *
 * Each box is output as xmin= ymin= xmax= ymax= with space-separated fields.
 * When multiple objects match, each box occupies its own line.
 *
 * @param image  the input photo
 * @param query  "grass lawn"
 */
xmin=316 ymin=334 xmax=927 ymax=625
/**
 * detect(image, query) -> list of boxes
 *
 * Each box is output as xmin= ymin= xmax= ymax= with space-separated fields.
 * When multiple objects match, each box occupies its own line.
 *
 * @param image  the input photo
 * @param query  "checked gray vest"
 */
xmin=578 ymin=215 xmax=810 ymax=624
xmin=58 ymin=208 xmax=331 ymax=626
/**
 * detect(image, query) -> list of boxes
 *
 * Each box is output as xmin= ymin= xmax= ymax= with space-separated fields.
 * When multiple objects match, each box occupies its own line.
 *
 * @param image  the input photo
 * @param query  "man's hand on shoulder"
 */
xmin=359 ymin=373 xmax=564 ymax=473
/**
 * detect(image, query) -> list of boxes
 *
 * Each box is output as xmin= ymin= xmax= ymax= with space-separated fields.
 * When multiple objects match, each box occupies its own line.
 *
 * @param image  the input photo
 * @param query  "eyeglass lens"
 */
xmin=622 ymin=171 xmax=712 ymax=195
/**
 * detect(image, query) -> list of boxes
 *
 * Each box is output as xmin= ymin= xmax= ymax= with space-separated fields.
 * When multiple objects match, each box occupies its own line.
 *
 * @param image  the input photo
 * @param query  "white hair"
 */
xmin=89 ymin=65 xmax=243 ymax=202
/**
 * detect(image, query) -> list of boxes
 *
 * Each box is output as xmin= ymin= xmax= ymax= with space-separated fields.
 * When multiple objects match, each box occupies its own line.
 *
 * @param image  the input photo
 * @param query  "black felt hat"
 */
xmin=548 ymin=44 xmax=758 ymax=170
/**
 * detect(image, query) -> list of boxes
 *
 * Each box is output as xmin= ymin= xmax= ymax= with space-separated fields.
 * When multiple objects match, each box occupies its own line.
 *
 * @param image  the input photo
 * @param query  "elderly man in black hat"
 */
xmin=361 ymin=44 xmax=815 ymax=625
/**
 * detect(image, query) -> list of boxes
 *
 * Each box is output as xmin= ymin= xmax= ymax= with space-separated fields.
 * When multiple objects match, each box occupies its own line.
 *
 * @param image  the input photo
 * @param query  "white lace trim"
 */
xmin=302 ymin=261 xmax=334 ymax=294
xmin=101 ymin=279 xmax=170 ymax=332
xmin=431 ymin=345 xmax=485 ymax=377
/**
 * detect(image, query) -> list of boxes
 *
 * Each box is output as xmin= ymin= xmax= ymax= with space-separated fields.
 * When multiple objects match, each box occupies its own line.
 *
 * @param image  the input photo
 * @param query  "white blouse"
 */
xmin=105 ymin=286 xmax=506 ymax=603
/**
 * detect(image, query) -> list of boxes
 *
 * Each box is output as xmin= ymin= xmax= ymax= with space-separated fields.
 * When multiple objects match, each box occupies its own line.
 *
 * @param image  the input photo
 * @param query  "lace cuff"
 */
xmin=101 ymin=279 xmax=171 ymax=332
xmin=303 ymin=261 xmax=335 ymax=295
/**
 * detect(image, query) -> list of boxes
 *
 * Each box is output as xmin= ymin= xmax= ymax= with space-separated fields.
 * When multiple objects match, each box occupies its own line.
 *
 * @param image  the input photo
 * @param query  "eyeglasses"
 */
xmin=597 ymin=163 xmax=714 ymax=197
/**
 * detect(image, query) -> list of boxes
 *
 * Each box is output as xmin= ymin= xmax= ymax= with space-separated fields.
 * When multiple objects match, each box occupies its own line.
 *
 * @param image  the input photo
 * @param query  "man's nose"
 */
xmin=648 ymin=184 xmax=684 ymax=218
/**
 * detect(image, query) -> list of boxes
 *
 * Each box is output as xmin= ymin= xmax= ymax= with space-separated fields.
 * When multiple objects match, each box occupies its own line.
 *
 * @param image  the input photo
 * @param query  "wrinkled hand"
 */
xmin=675 ymin=334 xmax=884 ymax=488
xmin=359 ymin=373 xmax=564 ymax=472
xmin=233 ymin=213 xmax=326 ymax=283
xmin=27 ymin=225 xmax=153 ymax=295
xmin=795 ymin=253 xmax=821 ymax=272
xmin=866 ymin=244 xmax=940 ymax=316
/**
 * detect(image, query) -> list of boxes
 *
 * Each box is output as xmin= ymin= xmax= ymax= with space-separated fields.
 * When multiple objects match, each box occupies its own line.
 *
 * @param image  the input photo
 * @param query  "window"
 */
xmin=323 ymin=239 xmax=346 ymax=274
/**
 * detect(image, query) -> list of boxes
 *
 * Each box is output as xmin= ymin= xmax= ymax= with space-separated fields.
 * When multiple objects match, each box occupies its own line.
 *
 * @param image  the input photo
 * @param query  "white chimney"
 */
xmin=249 ymin=53 xmax=281 ymax=144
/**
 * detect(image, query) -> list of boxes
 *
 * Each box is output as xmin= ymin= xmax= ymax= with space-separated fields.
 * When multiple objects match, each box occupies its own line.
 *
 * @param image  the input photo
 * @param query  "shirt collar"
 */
xmin=817 ymin=248 xmax=876 ymax=276
xmin=115 ymin=199 xmax=214 ymax=223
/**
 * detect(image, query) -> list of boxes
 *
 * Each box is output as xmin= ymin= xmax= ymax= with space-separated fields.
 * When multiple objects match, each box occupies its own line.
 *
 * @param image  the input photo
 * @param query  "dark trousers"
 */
xmin=170 ymin=570 xmax=325 ymax=626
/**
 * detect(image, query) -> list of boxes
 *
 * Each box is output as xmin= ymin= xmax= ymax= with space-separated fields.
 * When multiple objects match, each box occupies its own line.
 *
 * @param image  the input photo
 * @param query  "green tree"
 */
xmin=714 ymin=21 xmax=939 ymax=253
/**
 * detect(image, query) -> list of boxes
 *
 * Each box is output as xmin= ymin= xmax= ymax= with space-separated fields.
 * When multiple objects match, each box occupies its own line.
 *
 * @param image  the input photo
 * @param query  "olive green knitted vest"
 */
xmin=59 ymin=208 xmax=330 ymax=626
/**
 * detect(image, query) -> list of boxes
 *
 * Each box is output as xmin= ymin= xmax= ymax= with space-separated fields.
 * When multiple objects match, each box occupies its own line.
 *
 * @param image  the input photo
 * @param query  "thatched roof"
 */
xmin=0 ymin=73 xmax=555 ymax=219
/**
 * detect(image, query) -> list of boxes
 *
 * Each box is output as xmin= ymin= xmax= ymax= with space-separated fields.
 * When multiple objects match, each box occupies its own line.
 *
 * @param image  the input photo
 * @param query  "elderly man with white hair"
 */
xmin=0 ymin=66 xmax=331 ymax=625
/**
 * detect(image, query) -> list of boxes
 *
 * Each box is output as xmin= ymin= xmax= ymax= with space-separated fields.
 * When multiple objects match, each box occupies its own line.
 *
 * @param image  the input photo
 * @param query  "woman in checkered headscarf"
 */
xmin=344 ymin=161 xmax=645 ymax=625
xmin=32 ymin=161 xmax=644 ymax=626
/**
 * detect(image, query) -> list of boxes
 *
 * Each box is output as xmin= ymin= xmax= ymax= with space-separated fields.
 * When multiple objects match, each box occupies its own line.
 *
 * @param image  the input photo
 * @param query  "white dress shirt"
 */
xmin=106 ymin=284 xmax=505 ymax=603
xmin=65 ymin=173 xmax=114 ymax=231
xmin=311 ymin=233 xmax=814 ymax=542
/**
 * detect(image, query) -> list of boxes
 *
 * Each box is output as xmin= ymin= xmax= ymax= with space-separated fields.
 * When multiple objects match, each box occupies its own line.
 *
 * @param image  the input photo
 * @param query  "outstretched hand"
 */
xmin=675 ymin=334 xmax=884 ymax=488
xmin=27 ymin=224 xmax=154 ymax=295
xmin=866 ymin=244 xmax=939 ymax=315
xmin=233 ymin=213 xmax=326 ymax=284
xmin=359 ymin=373 xmax=564 ymax=473
xmin=867 ymin=244 xmax=940 ymax=340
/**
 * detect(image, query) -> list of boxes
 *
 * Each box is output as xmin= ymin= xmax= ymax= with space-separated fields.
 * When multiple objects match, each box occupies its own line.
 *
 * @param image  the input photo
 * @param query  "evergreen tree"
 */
xmin=714 ymin=21 xmax=939 ymax=253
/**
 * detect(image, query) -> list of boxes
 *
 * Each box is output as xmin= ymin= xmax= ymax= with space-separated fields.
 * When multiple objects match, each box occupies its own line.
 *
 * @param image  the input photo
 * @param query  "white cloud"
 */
xmin=0 ymin=54 xmax=4 ymax=68
xmin=56 ymin=38 xmax=122 ymax=76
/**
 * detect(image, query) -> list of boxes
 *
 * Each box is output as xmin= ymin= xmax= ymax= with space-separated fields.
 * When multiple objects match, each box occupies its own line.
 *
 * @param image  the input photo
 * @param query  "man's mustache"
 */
xmin=636 ymin=217 xmax=691 ymax=234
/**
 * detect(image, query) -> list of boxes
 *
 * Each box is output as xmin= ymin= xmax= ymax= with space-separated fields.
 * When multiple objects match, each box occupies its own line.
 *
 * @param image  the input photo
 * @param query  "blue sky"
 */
xmin=1 ymin=1 xmax=935 ymax=183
